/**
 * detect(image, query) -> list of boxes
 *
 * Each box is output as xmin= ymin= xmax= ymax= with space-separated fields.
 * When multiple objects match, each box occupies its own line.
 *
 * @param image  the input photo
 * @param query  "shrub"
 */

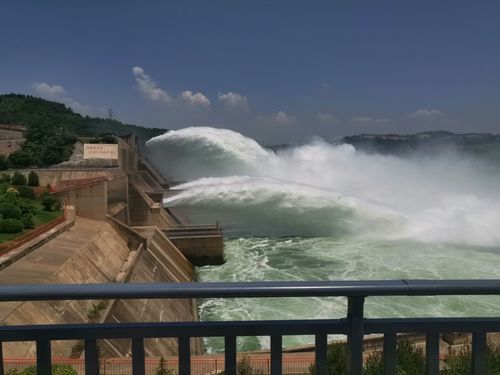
xmin=309 ymin=340 xmax=425 ymax=375
xmin=87 ymin=300 xmax=108 ymax=322
xmin=11 ymin=171 xmax=27 ymax=186
xmin=309 ymin=342 xmax=346 ymax=375
xmin=236 ymin=355 xmax=261 ymax=375
xmin=0 ymin=173 xmax=11 ymax=183
xmin=0 ymin=218 xmax=24 ymax=233
xmin=100 ymin=135 xmax=117 ymax=144
xmin=18 ymin=198 xmax=37 ymax=216
xmin=365 ymin=340 xmax=425 ymax=375
xmin=5 ymin=367 xmax=36 ymax=375
xmin=155 ymin=357 xmax=174 ymax=375
xmin=27 ymin=171 xmax=39 ymax=186
xmin=21 ymin=214 xmax=35 ymax=229
xmin=52 ymin=365 xmax=78 ymax=375
xmin=219 ymin=354 xmax=262 ymax=375
xmin=16 ymin=185 xmax=35 ymax=199
xmin=443 ymin=342 xmax=500 ymax=374
xmin=0 ymin=155 xmax=10 ymax=170
xmin=6 ymin=365 xmax=77 ymax=375
xmin=0 ymin=182 xmax=9 ymax=194
xmin=0 ymin=190 xmax=20 ymax=207
xmin=8 ymin=150 xmax=35 ymax=168
xmin=70 ymin=340 xmax=85 ymax=358
xmin=41 ymin=193 xmax=61 ymax=211
xmin=0 ymin=202 xmax=22 ymax=219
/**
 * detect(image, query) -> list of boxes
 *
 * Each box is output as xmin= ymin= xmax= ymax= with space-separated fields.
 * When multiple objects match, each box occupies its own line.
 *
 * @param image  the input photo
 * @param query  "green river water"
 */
xmin=198 ymin=237 xmax=500 ymax=352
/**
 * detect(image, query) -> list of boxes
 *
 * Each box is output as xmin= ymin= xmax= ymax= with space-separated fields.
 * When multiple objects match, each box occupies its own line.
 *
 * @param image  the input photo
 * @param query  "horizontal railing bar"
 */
xmin=365 ymin=317 xmax=500 ymax=333
xmin=2 ymin=280 xmax=500 ymax=301
xmin=3 ymin=317 xmax=500 ymax=342
xmin=0 ymin=320 xmax=346 ymax=341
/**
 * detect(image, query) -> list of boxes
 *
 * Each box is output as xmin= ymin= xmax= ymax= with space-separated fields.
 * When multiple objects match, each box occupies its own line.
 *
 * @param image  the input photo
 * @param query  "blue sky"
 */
xmin=2 ymin=1 xmax=500 ymax=143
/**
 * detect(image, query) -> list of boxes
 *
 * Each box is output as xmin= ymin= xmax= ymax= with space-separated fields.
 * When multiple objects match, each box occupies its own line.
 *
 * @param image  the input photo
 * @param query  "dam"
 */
xmin=0 ymin=129 xmax=499 ymax=375
xmin=0 ymin=134 xmax=223 ymax=358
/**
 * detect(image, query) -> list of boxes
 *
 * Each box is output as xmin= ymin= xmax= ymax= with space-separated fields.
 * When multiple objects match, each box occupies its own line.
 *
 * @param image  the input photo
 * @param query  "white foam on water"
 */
xmin=198 ymin=237 xmax=500 ymax=351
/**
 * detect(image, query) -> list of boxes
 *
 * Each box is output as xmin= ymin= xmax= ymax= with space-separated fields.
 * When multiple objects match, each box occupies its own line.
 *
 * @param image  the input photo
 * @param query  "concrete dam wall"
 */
xmin=0 ymin=217 xmax=202 ymax=358
xmin=0 ymin=218 xmax=130 ymax=357
xmin=0 ymin=145 xmax=221 ymax=359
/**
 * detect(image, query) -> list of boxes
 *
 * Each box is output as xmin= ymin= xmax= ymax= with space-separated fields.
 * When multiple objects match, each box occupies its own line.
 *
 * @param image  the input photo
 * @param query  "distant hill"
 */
xmin=0 ymin=94 xmax=166 ymax=141
xmin=0 ymin=94 xmax=167 ymax=168
xmin=341 ymin=131 xmax=500 ymax=162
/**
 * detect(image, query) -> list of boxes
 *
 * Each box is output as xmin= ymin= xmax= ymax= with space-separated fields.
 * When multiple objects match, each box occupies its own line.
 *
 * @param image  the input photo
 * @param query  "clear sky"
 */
xmin=2 ymin=1 xmax=500 ymax=143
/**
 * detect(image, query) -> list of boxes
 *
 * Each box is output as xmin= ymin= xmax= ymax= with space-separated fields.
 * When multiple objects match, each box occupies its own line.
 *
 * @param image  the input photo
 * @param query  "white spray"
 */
xmin=146 ymin=127 xmax=500 ymax=246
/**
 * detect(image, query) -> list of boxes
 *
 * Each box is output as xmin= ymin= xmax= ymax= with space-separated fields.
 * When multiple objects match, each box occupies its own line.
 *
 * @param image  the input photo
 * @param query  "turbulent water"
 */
xmin=146 ymin=126 xmax=500 ymax=352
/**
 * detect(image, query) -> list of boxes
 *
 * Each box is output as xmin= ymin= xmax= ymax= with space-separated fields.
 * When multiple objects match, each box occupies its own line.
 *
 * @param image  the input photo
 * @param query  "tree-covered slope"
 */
xmin=0 ymin=94 xmax=166 ymax=167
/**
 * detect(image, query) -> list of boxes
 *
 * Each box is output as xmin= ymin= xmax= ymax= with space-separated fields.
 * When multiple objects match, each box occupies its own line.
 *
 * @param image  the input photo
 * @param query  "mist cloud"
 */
xmin=218 ymin=91 xmax=249 ymax=111
xmin=33 ymin=82 xmax=65 ymax=97
xmin=32 ymin=82 xmax=91 ymax=115
xmin=409 ymin=109 xmax=443 ymax=119
xmin=132 ymin=66 xmax=210 ymax=109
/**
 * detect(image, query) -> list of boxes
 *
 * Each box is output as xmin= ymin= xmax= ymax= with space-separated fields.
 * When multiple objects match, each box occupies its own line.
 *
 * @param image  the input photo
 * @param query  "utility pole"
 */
xmin=107 ymin=108 xmax=114 ymax=120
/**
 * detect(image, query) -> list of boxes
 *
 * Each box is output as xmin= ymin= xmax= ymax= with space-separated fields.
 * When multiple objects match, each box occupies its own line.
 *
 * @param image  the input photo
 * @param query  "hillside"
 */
xmin=341 ymin=131 xmax=500 ymax=162
xmin=0 ymin=94 xmax=166 ymax=168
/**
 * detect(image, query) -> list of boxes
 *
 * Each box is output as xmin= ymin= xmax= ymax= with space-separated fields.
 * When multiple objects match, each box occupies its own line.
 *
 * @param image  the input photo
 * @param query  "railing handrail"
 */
xmin=2 ymin=279 xmax=500 ymax=302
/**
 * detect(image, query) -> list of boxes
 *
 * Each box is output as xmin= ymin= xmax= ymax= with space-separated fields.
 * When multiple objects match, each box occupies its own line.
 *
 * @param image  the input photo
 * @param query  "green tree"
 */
xmin=0 ymin=202 xmax=22 ymax=219
xmin=0 ymin=218 xmax=24 ymax=233
xmin=0 ymin=93 xmax=166 ymax=166
xmin=0 ymin=173 xmax=10 ymax=184
xmin=364 ymin=340 xmax=425 ymax=375
xmin=8 ymin=150 xmax=34 ymax=168
xmin=218 ymin=354 xmax=262 ymax=375
xmin=18 ymin=198 xmax=37 ymax=216
xmin=308 ymin=340 xmax=426 ymax=375
xmin=16 ymin=186 xmax=35 ymax=199
xmin=443 ymin=343 xmax=500 ymax=374
xmin=309 ymin=343 xmax=347 ymax=375
xmin=41 ymin=193 xmax=61 ymax=211
xmin=6 ymin=364 xmax=77 ymax=375
xmin=11 ymin=171 xmax=27 ymax=185
xmin=155 ymin=357 xmax=174 ymax=375
xmin=27 ymin=171 xmax=39 ymax=186
xmin=0 ymin=155 xmax=10 ymax=170
xmin=21 ymin=214 xmax=35 ymax=229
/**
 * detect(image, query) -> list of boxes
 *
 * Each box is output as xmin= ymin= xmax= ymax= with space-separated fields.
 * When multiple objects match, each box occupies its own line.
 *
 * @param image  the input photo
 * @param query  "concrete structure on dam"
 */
xmin=0 ymin=135 xmax=223 ymax=358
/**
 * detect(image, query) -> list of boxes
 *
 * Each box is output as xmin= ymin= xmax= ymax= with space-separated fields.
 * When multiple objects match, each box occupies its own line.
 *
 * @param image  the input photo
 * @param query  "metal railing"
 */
xmin=1 ymin=280 xmax=500 ymax=375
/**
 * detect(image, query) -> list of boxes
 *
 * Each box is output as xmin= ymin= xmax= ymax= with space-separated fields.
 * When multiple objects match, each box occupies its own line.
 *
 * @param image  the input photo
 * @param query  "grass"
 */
xmin=32 ymin=202 xmax=63 ymax=226
xmin=0 ymin=232 xmax=21 ymax=243
xmin=0 ymin=201 xmax=63 ymax=244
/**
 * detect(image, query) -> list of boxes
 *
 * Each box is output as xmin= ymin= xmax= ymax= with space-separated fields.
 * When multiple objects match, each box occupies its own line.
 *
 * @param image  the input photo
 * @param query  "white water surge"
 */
xmin=146 ymin=127 xmax=500 ymax=351
xmin=148 ymin=126 xmax=500 ymax=246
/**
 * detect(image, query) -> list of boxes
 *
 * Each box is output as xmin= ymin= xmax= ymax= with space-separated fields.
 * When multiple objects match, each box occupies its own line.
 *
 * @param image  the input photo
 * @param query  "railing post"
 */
xmin=346 ymin=296 xmax=365 ymax=375
xmin=178 ymin=337 xmax=191 ymax=375
xmin=315 ymin=334 xmax=328 ymax=375
xmin=472 ymin=332 xmax=487 ymax=375
xmin=0 ymin=341 xmax=3 ymax=375
xmin=270 ymin=335 xmax=282 ymax=375
xmin=225 ymin=336 xmax=237 ymax=375
xmin=36 ymin=340 xmax=51 ymax=375
xmin=132 ymin=338 xmax=145 ymax=375
xmin=383 ymin=333 xmax=397 ymax=375
xmin=425 ymin=333 xmax=440 ymax=375
xmin=84 ymin=339 xmax=99 ymax=375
